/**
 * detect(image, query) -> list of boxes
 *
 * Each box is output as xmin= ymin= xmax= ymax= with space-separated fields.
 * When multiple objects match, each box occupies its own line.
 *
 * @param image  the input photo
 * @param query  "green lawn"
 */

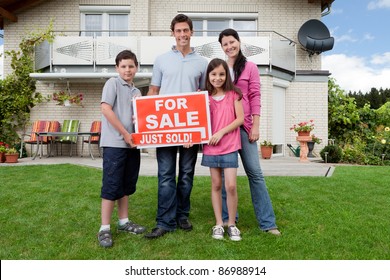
xmin=1 ymin=164 xmax=389 ymax=260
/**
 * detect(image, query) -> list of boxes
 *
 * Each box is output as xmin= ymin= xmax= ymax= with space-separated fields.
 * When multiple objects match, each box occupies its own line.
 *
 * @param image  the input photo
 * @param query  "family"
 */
xmin=97 ymin=14 xmax=280 ymax=248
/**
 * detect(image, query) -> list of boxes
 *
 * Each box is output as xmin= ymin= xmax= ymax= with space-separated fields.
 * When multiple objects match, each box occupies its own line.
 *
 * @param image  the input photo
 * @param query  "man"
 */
xmin=144 ymin=14 xmax=208 ymax=239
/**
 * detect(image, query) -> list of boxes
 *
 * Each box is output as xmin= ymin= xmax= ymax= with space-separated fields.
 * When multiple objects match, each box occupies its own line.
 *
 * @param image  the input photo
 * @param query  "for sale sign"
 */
xmin=132 ymin=91 xmax=211 ymax=148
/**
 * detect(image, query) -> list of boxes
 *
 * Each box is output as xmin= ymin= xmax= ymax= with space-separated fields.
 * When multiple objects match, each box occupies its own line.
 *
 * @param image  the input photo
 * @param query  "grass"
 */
xmin=1 ymin=164 xmax=390 ymax=260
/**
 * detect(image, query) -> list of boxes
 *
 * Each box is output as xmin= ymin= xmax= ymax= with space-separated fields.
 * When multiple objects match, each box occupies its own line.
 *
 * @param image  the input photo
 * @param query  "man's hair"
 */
xmin=115 ymin=50 xmax=138 ymax=67
xmin=170 ymin=13 xmax=193 ymax=32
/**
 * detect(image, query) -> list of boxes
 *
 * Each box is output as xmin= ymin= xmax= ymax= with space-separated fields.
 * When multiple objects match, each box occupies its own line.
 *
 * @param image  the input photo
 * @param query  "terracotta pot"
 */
xmin=5 ymin=153 xmax=19 ymax=163
xmin=297 ymin=131 xmax=310 ymax=136
xmin=260 ymin=146 xmax=273 ymax=159
xmin=0 ymin=152 xmax=5 ymax=163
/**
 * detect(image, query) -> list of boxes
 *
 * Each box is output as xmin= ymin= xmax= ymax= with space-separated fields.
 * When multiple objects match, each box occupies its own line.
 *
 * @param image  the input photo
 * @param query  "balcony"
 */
xmin=31 ymin=30 xmax=296 ymax=82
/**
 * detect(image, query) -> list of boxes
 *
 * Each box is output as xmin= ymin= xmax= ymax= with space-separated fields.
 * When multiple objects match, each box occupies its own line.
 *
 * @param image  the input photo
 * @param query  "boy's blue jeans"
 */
xmin=222 ymin=128 xmax=277 ymax=231
xmin=156 ymin=145 xmax=198 ymax=231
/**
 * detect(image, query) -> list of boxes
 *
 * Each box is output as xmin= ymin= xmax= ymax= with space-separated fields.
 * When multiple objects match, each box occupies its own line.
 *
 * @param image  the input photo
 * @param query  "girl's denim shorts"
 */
xmin=201 ymin=151 xmax=239 ymax=168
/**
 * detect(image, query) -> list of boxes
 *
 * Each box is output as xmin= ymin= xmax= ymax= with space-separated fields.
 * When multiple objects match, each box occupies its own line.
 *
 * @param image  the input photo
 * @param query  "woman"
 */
xmin=218 ymin=28 xmax=280 ymax=235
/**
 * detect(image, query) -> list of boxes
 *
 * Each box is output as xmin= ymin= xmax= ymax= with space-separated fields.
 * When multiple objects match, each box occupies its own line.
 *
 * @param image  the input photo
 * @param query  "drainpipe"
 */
xmin=321 ymin=3 xmax=332 ymax=17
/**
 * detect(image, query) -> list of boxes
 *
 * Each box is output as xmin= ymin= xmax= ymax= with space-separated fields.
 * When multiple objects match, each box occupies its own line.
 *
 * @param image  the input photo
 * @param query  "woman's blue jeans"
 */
xmin=156 ymin=145 xmax=198 ymax=231
xmin=222 ymin=128 xmax=277 ymax=231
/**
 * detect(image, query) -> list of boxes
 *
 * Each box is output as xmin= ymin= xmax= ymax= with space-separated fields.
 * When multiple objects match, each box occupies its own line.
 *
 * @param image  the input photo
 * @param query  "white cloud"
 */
xmin=368 ymin=0 xmax=390 ymax=10
xmin=371 ymin=52 xmax=390 ymax=65
xmin=322 ymin=53 xmax=390 ymax=92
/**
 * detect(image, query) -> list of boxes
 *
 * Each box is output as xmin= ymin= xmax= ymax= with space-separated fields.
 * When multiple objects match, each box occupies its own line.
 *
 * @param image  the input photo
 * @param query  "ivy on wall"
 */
xmin=0 ymin=20 xmax=54 ymax=146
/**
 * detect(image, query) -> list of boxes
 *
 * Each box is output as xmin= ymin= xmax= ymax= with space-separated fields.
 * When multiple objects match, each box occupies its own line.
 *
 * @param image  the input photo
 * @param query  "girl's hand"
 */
xmin=208 ymin=132 xmax=224 ymax=146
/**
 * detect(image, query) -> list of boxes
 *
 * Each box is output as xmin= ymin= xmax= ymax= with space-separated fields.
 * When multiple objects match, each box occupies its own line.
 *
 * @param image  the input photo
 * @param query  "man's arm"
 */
xmin=147 ymin=85 xmax=160 ymax=96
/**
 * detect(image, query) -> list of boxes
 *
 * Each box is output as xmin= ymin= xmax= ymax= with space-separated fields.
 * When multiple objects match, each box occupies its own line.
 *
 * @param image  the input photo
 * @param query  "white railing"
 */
xmin=35 ymin=33 xmax=296 ymax=73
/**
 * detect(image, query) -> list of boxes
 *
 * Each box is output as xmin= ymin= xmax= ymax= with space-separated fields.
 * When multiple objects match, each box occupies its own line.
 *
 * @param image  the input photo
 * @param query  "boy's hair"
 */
xmin=170 ymin=13 xmax=193 ymax=32
xmin=218 ymin=28 xmax=247 ymax=84
xmin=115 ymin=50 xmax=138 ymax=67
xmin=206 ymin=58 xmax=242 ymax=100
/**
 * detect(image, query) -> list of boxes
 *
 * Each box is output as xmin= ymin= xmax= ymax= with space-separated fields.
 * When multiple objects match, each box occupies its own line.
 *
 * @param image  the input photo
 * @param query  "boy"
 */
xmin=98 ymin=50 xmax=146 ymax=248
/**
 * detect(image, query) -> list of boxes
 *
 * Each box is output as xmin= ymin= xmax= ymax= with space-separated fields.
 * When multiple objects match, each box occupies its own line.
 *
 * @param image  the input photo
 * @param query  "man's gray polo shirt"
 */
xmin=100 ymin=76 xmax=140 ymax=148
xmin=151 ymin=46 xmax=208 ymax=94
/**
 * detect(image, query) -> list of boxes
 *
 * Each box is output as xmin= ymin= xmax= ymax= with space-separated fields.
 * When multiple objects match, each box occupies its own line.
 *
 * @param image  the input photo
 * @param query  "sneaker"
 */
xmin=177 ymin=218 xmax=193 ymax=231
xmin=227 ymin=225 xmax=242 ymax=241
xmin=97 ymin=229 xmax=113 ymax=248
xmin=266 ymin=228 xmax=281 ymax=236
xmin=212 ymin=225 xmax=224 ymax=240
xmin=118 ymin=220 xmax=146 ymax=234
xmin=144 ymin=227 xmax=169 ymax=239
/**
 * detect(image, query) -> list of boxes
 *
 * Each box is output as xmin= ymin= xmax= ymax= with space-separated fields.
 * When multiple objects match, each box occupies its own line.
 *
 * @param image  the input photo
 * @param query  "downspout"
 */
xmin=321 ymin=2 xmax=332 ymax=17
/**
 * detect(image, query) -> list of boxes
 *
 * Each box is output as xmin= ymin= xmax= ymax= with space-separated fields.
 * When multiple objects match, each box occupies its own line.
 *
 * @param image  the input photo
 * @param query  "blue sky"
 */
xmin=322 ymin=0 xmax=390 ymax=92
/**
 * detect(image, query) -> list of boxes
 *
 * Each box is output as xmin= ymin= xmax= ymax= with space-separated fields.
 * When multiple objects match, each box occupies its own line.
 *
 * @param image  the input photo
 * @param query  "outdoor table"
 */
xmin=33 ymin=131 xmax=100 ymax=160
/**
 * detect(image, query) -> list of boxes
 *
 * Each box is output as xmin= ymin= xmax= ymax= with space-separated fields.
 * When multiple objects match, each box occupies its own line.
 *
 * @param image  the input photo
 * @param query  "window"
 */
xmin=80 ymin=6 xmax=130 ymax=37
xmin=188 ymin=13 xmax=257 ymax=37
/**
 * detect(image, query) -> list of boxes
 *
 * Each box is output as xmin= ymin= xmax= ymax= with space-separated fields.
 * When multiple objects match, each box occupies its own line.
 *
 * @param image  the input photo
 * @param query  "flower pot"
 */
xmin=307 ymin=141 xmax=315 ymax=157
xmin=297 ymin=131 xmax=310 ymax=136
xmin=64 ymin=100 xmax=71 ymax=107
xmin=5 ymin=153 xmax=19 ymax=163
xmin=260 ymin=146 xmax=273 ymax=159
xmin=0 ymin=152 xmax=5 ymax=163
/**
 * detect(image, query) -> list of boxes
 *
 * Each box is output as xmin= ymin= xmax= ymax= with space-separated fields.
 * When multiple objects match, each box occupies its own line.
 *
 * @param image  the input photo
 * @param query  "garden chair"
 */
xmin=81 ymin=120 xmax=102 ymax=159
xmin=55 ymin=120 xmax=80 ymax=156
xmin=21 ymin=120 xmax=51 ymax=158
xmin=47 ymin=120 xmax=61 ymax=156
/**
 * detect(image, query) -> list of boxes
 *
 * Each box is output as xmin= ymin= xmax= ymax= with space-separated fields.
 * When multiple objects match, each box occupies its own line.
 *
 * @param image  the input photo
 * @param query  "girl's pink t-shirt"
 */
xmin=203 ymin=90 xmax=241 ymax=156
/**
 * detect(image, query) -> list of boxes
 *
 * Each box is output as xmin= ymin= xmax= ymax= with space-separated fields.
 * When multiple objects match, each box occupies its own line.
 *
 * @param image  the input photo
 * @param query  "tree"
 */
xmin=0 ymin=21 xmax=54 ymax=146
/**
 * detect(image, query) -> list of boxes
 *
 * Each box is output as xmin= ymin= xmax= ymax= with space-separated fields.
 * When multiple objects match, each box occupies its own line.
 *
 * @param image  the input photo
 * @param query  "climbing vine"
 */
xmin=0 ymin=20 xmax=55 ymax=146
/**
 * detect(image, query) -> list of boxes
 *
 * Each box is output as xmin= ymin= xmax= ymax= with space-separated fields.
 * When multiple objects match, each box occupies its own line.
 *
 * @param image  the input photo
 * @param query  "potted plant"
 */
xmin=5 ymin=147 xmax=19 ymax=163
xmin=260 ymin=140 xmax=273 ymax=159
xmin=52 ymin=91 xmax=84 ymax=107
xmin=290 ymin=120 xmax=315 ymax=136
xmin=307 ymin=134 xmax=322 ymax=157
xmin=0 ymin=143 xmax=7 ymax=163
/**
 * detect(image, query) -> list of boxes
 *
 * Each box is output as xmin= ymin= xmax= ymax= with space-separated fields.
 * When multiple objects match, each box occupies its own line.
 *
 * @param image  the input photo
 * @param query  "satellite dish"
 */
xmin=298 ymin=19 xmax=334 ymax=55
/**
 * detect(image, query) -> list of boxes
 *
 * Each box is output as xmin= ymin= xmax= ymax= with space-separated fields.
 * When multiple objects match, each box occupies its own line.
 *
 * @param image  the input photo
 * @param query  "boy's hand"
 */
xmin=124 ymin=133 xmax=137 ymax=148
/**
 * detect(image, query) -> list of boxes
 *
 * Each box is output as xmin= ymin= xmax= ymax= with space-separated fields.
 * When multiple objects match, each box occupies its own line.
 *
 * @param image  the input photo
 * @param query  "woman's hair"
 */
xmin=218 ymin=28 xmax=247 ymax=84
xmin=206 ymin=58 xmax=242 ymax=99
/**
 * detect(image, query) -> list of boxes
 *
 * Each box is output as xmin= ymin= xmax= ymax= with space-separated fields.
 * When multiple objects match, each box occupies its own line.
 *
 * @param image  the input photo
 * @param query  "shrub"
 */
xmin=320 ymin=145 xmax=343 ymax=163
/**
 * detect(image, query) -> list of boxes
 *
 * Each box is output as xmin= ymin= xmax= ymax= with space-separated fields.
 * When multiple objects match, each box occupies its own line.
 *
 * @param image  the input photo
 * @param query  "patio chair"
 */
xmin=47 ymin=120 xmax=61 ymax=156
xmin=21 ymin=120 xmax=51 ymax=158
xmin=81 ymin=120 xmax=102 ymax=159
xmin=55 ymin=120 xmax=80 ymax=156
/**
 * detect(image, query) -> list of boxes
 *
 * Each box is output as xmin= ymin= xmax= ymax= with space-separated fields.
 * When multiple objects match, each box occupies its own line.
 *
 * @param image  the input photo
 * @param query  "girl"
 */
xmin=201 ymin=58 xmax=244 ymax=241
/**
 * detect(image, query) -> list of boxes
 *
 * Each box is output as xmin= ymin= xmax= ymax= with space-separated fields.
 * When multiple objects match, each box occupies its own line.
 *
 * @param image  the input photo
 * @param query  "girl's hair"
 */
xmin=218 ymin=28 xmax=247 ymax=84
xmin=206 ymin=58 xmax=242 ymax=100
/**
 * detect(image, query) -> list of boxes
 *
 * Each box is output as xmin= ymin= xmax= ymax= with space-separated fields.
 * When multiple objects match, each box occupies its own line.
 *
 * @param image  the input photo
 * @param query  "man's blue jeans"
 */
xmin=222 ymin=128 xmax=277 ymax=231
xmin=156 ymin=145 xmax=198 ymax=231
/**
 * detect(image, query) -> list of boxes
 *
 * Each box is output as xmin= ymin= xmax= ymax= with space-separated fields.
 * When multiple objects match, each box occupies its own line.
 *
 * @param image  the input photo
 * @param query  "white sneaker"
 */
xmin=227 ymin=225 xmax=242 ymax=241
xmin=212 ymin=225 xmax=224 ymax=240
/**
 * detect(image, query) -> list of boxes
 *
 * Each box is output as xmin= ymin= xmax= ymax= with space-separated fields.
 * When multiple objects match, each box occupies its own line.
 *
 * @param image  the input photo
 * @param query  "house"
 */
xmin=1 ymin=0 xmax=335 ymax=157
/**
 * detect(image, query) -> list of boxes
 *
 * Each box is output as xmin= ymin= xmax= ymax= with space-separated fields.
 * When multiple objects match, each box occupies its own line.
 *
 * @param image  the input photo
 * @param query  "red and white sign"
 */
xmin=132 ymin=91 xmax=211 ymax=148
